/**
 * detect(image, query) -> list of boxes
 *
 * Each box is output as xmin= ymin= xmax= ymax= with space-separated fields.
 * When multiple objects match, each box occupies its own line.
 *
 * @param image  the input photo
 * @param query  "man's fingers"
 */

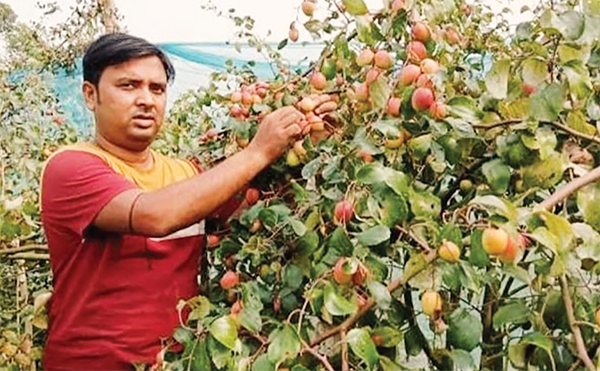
xmin=315 ymin=101 xmax=338 ymax=115
xmin=284 ymin=122 xmax=303 ymax=140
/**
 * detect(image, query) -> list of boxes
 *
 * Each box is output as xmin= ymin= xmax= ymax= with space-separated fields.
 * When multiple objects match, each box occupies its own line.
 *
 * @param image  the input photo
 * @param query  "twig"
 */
xmin=341 ymin=330 xmax=349 ymax=371
xmin=0 ymin=244 xmax=48 ymax=255
xmin=471 ymin=119 xmax=524 ymax=130
xmin=6 ymin=253 xmax=49 ymax=260
xmin=395 ymin=226 xmax=432 ymax=253
xmin=539 ymin=165 xmax=600 ymax=210
xmin=302 ymin=343 xmax=335 ymax=371
xmin=560 ymin=275 xmax=596 ymax=371
xmin=550 ymin=120 xmax=600 ymax=146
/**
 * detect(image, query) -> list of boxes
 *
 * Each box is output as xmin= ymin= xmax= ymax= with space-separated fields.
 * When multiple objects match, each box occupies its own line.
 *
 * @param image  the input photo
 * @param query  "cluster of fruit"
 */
xmin=229 ymin=81 xmax=271 ymax=119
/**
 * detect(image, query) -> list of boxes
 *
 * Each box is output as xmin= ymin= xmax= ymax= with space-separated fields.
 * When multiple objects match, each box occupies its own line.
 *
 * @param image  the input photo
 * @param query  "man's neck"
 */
xmin=95 ymin=136 xmax=154 ymax=171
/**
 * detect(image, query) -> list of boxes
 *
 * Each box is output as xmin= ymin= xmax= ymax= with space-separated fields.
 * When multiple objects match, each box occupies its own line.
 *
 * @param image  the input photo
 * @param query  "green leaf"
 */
xmin=408 ymin=188 xmax=441 ymax=219
xmin=297 ymin=230 xmax=320 ymax=255
xmin=207 ymin=334 xmax=232 ymax=369
xmin=324 ymin=282 xmax=357 ymax=316
xmin=558 ymin=43 xmax=591 ymax=64
xmin=485 ymin=59 xmax=511 ymax=99
xmin=404 ymin=326 xmax=422 ymax=357
xmin=566 ymin=108 xmax=596 ymax=137
xmin=191 ymin=339 xmax=211 ymax=370
xmin=379 ymin=355 xmax=409 ymax=371
xmin=404 ymin=253 xmax=429 ymax=281
xmin=469 ymin=229 xmax=490 ymax=268
xmin=267 ymin=325 xmax=301 ymax=364
xmin=371 ymin=327 xmax=403 ymax=348
xmin=367 ymin=280 xmax=392 ymax=309
xmin=564 ymin=62 xmax=593 ymax=104
xmin=469 ymin=195 xmax=517 ymax=220
xmin=482 ymin=159 xmax=511 ymax=194
xmin=530 ymin=227 xmax=560 ymax=253
xmin=521 ymin=332 xmax=553 ymax=353
xmin=384 ymin=170 xmax=409 ymax=197
xmin=174 ymin=327 xmax=194 ymax=346
xmin=277 ymin=38 xmax=288 ymax=50
xmin=209 ymin=316 xmax=238 ymax=350
xmin=521 ymin=57 xmax=548 ymax=86
xmin=239 ymin=307 xmax=262 ymax=334
xmin=520 ymin=126 xmax=557 ymax=160
xmin=347 ymin=328 xmax=379 ymax=370
xmin=503 ymin=264 xmax=532 ymax=284
xmin=373 ymin=120 xmax=401 ymax=137
xmin=371 ymin=76 xmax=392 ymax=111
xmin=354 ymin=127 xmax=384 ymax=155
xmin=329 ymin=227 xmax=354 ymax=255
xmin=252 ymin=354 xmax=276 ymax=371
xmin=357 ymin=163 xmax=390 ymax=184
xmin=283 ymin=264 xmax=304 ymax=291
xmin=288 ymin=217 xmax=307 ymax=236
xmin=493 ymin=303 xmax=530 ymax=330
xmin=577 ymin=183 xmax=600 ymax=232
xmin=342 ymin=0 xmax=368 ymax=15
xmin=522 ymin=151 xmax=564 ymax=189
xmin=356 ymin=14 xmax=383 ymax=46
xmin=304 ymin=19 xmax=323 ymax=33
xmin=408 ymin=134 xmax=432 ymax=161
xmin=583 ymin=0 xmax=600 ymax=16
xmin=187 ymin=296 xmax=212 ymax=321
xmin=535 ymin=211 xmax=573 ymax=250
xmin=556 ymin=10 xmax=585 ymax=40
xmin=528 ymin=83 xmax=565 ymax=122
xmin=447 ymin=309 xmax=482 ymax=351
xmin=357 ymin=225 xmax=391 ymax=246
xmin=572 ymin=223 xmax=600 ymax=260
xmin=451 ymin=349 xmax=477 ymax=371
xmin=302 ymin=158 xmax=322 ymax=179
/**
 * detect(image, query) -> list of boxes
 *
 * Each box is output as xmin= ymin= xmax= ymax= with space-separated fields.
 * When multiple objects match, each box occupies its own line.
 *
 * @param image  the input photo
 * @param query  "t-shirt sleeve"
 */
xmin=41 ymin=151 xmax=137 ymax=237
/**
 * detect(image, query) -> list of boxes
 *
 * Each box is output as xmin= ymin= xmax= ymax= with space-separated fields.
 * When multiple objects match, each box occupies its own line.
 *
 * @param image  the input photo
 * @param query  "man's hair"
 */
xmin=83 ymin=33 xmax=175 ymax=86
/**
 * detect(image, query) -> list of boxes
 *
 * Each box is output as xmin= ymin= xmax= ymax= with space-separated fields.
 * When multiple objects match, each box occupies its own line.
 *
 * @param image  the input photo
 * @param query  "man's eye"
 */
xmin=121 ymin=83 xmax=134 ymax=89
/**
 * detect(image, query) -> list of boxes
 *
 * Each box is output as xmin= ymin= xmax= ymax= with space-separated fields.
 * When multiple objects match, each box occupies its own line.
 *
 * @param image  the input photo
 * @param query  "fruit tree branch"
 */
xmin=302 ymin=342 xmax=335 ymax=371
xmin=0 ymin=244 xmax=48 ymax=255
xmin=539 ymin=164 xmax=600 ymax=210
xmin=341 ymin=330 xmax=349 ymax=371
xmin=550 ymin=120 xmax=600 ymax=146
xmin=560 ymin=275 xmax=596 ymax=371
xmin=471 ymin=119 xmax=524 ymax=130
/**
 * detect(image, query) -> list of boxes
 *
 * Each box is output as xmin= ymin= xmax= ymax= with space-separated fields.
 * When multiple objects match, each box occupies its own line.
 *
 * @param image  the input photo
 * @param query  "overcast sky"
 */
xmin=3 ymin=0 xmax=537 ymax=44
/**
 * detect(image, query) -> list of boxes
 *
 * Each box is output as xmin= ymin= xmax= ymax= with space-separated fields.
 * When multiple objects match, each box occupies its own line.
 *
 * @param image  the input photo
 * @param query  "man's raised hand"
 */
xmin=247 ymin=106 xmax=304 ymax=165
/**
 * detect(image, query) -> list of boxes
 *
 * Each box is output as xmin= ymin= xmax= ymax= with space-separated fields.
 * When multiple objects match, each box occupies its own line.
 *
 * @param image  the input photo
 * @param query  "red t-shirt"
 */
xmin=41 ymin=148 xmax=239 ymax=370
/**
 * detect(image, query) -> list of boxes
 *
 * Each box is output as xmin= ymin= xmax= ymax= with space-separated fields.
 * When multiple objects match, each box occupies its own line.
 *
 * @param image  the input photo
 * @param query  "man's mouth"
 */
xmin=132 ymin=114 xmax=155 ymax=128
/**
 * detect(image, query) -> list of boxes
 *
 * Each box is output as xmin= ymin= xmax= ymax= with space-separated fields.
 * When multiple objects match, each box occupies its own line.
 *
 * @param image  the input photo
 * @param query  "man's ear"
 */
xmin=82 ymin=81 xmax=98 ymax=111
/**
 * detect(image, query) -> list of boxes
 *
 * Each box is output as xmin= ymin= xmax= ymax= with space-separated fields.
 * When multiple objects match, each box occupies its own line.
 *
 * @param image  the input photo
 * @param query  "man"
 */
xmin=41 ymin=33 xmax=335 ymax=370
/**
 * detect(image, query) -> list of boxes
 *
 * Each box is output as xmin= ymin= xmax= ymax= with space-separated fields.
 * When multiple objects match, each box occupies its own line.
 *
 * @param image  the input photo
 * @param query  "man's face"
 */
xmin=83 ymin=55 xmax=168 ymax=152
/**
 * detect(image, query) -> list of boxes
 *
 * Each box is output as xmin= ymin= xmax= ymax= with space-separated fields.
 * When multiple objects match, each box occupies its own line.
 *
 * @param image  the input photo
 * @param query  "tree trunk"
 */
xmin=98 ymin=0 xmax=118 ymax=33
xmin=481 ymin=281 xmax=503 ymax=370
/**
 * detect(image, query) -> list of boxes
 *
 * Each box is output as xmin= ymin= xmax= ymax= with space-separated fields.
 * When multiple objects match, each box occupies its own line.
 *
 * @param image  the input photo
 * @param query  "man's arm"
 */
xmin=93 ymin=106 xmax=304 ymax=237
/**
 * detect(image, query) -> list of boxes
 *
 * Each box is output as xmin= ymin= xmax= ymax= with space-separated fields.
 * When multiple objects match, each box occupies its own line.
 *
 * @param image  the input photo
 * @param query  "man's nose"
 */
xmin=135 ymin=87 xmax=155 ymax=106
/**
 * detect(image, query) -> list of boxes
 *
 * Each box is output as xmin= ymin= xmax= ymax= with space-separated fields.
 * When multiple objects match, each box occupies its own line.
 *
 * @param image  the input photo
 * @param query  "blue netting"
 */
xmin=9 ymin=42 xmax=323 ymax=130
